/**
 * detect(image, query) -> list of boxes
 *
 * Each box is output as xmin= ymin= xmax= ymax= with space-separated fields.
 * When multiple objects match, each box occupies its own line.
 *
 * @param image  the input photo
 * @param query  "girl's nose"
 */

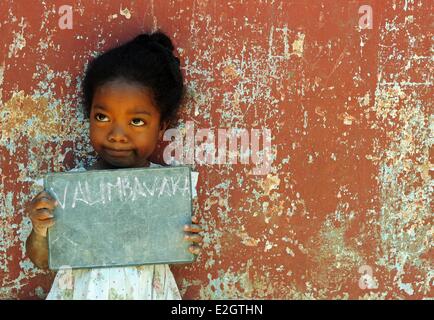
xmin=107 ymin=125 xmax=128 ymax=143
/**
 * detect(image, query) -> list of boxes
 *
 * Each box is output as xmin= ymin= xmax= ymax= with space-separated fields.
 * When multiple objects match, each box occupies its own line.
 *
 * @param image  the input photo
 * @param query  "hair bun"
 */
xmin=133 ymin=31 xmax=174 ymax=52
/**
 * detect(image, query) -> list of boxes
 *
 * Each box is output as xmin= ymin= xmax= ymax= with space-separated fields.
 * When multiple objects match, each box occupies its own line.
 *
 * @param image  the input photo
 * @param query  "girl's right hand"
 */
xmin=27 ymin=191 xmax=58 ymax=238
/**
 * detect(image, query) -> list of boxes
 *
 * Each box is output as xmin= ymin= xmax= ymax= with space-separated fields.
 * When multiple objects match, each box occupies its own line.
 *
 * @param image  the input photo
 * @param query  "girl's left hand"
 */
xmin=184 ymin=216 xmax=203 ymax=256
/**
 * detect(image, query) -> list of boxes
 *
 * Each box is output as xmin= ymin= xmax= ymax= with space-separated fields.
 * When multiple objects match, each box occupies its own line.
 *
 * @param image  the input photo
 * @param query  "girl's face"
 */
xmin=89 ymin=79 xmax=168 ymax=168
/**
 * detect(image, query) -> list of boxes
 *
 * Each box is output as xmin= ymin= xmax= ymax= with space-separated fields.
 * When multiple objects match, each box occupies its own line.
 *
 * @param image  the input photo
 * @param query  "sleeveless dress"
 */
xmin=40 ymin=161 xmax=198 ymax=300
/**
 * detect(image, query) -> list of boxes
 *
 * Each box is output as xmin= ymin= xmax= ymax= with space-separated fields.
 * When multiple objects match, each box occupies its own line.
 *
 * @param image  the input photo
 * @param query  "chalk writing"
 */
xmin=49 ymin=175 xmax=190 ymax=209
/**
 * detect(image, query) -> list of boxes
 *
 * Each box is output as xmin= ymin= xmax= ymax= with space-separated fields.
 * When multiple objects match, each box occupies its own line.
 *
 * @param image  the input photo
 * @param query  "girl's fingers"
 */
xmin=32 ymin=191 xmax=57 ymax=210
xmin=34 ymin=199 xmax=57 ymax=211
xmin=33 ymin=191 xmax=52 ymax=201
xmin=188 ymin=245 xmax=201 ymax=255
xmin=184 ymin=224 xmax=202 ymax=233
xmin=34 ymin=217 xmax=55 ymax=229
xmin=183 ymin=216 xmax=202 ymax=233
xmin=184 ymin=234 xmax=203 ymax=243
xmin=30 ymin=209 xmax=54 ymax=221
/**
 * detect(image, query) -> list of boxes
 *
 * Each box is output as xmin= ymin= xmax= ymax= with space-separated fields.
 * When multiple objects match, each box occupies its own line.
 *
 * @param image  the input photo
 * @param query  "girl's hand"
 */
xmin=27 ymin=191 xmax=58 ymax=237
xmin=184 ymin=216 xmax=203 ymax=256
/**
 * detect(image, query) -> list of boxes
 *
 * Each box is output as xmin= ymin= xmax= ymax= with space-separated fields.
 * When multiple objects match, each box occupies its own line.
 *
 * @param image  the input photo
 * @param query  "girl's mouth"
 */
xmin=104 ymin=148 xmax=132 ymax=157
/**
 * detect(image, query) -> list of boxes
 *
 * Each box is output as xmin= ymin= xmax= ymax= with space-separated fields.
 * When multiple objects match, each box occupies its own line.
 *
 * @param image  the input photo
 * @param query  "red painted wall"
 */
xmin=0 ymin=0 xmax=432 ymax=299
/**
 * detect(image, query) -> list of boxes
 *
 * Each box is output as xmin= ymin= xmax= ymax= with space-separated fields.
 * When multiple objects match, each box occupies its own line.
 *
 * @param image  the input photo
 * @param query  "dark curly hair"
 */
xmin=82 ymin=30 xmax=184 ymax=125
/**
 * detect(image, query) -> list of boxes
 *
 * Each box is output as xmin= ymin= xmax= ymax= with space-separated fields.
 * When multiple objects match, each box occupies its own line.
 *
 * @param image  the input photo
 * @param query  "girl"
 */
xmin=25 ymin=31 xmax=203 ymax=300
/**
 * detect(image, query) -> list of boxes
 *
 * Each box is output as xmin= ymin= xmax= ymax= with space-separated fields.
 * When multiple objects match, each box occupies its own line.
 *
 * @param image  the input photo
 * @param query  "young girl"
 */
xmin=25 ymin=31 xmax=203 ymax=300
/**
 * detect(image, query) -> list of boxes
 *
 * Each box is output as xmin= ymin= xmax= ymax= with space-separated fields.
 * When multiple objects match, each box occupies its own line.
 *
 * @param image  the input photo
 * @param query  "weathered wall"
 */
xmin=0 ymin=0 xmax=432 ymax=299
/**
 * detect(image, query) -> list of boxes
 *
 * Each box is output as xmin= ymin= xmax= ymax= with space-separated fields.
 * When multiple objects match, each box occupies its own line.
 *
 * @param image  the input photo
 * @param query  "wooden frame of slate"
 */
xmin=44 ymin=165 xmax=195 ymax=270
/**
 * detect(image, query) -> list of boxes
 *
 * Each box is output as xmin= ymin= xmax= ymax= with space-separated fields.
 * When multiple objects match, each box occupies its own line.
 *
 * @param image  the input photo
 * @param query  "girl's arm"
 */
xmin=25 ymin=191 xmax=57 ymax=270
xmin=26 ymin=230 xmax=49 ymax=269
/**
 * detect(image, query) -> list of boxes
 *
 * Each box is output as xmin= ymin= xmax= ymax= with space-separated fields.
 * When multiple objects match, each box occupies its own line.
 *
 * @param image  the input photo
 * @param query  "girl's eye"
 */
xmin=95 ymin=113 xmax=109 ymax=122
xmin=131 ymin=119 xmax=146 ymax=126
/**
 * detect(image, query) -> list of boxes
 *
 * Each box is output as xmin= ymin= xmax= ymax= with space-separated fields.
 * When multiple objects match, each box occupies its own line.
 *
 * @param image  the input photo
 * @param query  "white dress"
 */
xmin=41 ymin=161 xmax=198 ymax=300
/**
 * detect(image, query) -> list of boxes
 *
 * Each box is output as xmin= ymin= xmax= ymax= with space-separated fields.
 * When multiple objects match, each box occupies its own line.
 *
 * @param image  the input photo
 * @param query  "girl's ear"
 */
xmin=158 ymin=120 xmax=170 ymax=140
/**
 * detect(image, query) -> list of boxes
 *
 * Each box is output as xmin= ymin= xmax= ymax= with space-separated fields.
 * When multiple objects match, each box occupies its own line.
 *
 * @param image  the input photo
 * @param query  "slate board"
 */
xmin=45 ymin=165 xmax=195 ymax=270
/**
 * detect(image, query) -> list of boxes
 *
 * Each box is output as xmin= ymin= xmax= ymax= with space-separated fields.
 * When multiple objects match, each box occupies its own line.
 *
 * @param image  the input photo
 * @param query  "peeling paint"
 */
xmin=292 ymin=32 xmax=305 ymax=58
xmin=119 ymin=6 xmax=132 ymax=20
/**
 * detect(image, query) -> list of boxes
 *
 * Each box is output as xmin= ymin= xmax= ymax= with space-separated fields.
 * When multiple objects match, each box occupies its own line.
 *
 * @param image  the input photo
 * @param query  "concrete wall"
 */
xmin=0 ymin=0 xmax=432 ymax=299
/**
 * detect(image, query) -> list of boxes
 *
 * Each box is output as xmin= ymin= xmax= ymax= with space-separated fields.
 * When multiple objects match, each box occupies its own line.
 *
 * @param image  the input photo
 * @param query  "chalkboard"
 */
xmin=44 ymin=165 xmax=195 ymax=270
